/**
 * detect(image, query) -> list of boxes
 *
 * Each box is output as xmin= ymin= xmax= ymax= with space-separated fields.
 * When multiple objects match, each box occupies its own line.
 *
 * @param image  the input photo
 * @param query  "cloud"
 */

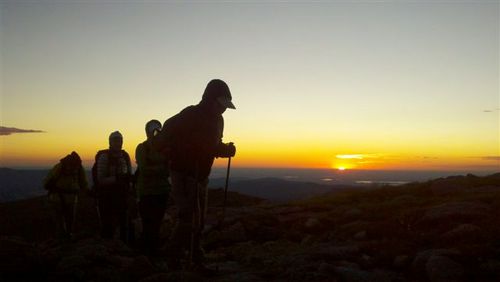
xmin=482 ymin=156 xmax=500 ymax=161
xmin=0 ymin=126 xmax=45 ymax=136
xmin=336 ymin=154 xmax=364 ymax=160
xmin=483 ymin=108 xmax=500 ymax=113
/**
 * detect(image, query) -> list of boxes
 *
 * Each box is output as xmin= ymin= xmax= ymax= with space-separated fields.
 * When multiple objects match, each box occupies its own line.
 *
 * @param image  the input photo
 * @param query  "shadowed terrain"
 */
xmin=1 ymin=173 xmax=499 ymax=281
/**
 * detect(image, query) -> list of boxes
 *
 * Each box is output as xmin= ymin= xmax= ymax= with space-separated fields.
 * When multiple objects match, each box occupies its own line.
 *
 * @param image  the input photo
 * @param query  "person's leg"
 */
xmin=169 ymin=171 xmax=196 ymax=266
xmin=49 ymin=194 xmax=65 ymax=238
xmin=150 ymin=194 xmax=168 ymax=252
xmin=139 ymin=195 xmax=155 ymax=254
xmin=192 ymin=181 xmax=208 ymax=264
xmin=63 ymin=194 xmax=77 ymax=238
xmin=117 ymin=192 xmax=129 ymax=243
xmin=98 ymin=192 xmax=114 ymax=239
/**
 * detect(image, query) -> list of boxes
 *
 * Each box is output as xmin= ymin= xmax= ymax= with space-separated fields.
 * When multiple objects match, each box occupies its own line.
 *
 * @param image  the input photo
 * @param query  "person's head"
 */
xmin=109 ymin=131 xmax=123 ymax=151
xmin=60 ymin=151 xmax=81 ymax=174
xmin=145 ymin=119 xmax=162 ymax=139
xmin=201 ymin=79 xmax=236 ymax=115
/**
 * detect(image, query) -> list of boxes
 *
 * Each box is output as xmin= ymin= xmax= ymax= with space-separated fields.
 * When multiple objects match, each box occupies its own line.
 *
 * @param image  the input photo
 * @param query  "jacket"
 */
xmin=135 ymin=140 xmax=170 ymax=197
xmin=156 ymin=103 xmax=227 ymax=181
xmin=44 ymin=163 xmax=88 ymax=194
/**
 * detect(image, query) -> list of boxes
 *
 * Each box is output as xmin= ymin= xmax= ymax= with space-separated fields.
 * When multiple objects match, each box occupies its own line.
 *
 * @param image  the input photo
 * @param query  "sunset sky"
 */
xmin=1 ymin=1 xmax=499 ymax=171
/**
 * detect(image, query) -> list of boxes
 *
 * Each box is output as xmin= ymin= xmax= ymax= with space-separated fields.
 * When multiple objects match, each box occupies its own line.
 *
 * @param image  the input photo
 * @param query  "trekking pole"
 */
xmin=221 ymin=157 xmax=232 ymax=223
xmin=189 ymin=161 xmax=200 ymax=269
xmin=71 ymin=195 xmax=79 ymax=236
xmin=95 ymin=198 xmax=102 ymax=229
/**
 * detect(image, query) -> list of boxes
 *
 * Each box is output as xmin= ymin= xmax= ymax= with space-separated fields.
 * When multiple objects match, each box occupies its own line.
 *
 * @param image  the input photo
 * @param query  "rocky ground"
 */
xmin=1 ymin=173 xmax=500 ymax=281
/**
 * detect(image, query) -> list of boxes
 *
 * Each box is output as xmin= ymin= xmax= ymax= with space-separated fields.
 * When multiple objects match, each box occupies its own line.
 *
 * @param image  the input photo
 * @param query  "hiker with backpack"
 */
xmin=92 ymin=131 xmax=133 ymax=241
xmin=44 ymin=151 xmax=88 ymax=239
xmin=135 ymin=119 xmax=171 ymax=256
xmin=155 ymin=79 xmax=236 ymax=271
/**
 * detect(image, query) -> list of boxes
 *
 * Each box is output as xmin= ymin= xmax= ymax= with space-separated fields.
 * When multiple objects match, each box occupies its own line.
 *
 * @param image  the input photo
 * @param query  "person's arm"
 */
xmin=213 ymin=116 xmax=236 ymax=158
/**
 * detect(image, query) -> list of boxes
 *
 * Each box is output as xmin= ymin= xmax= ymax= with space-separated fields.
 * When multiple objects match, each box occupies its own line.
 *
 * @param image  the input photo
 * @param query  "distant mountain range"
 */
xmin=0 ymin=168 xmax=350 ymax=203
xmin=0 ymin=168 xmax=48 ymax=202
xmin=209 ymin=177 xmax=352 ymax=202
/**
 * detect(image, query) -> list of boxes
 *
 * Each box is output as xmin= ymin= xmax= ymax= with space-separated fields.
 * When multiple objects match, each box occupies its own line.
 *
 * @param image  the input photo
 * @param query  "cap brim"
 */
xmin=217 ymin=96 xmax=236 ymax=109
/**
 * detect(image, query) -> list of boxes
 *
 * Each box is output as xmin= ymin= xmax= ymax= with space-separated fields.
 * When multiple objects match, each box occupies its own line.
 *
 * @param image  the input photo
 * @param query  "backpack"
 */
xmin=91 ymin=149 xmax=131 ymax=192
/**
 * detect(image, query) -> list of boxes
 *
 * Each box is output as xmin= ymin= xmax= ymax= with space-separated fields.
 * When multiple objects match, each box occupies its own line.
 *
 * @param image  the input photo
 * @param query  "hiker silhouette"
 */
xmin=92 ymin=131 xmax=134 ymax=242
xmin=154 ymin=79 xmax=236 ymax=271
xmin=43 ymin=151 xmax=88 ymax=239
xmin=135 ymin=119 xmax=170 ymax=256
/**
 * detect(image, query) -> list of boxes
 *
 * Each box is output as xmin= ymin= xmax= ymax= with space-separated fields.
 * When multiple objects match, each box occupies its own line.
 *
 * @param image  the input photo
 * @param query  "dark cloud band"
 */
xmin=0 ymin=126 xmax=45 ymax=136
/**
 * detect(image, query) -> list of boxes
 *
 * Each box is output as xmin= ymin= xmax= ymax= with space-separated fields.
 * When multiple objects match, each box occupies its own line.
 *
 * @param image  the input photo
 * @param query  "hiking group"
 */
xmin=43 ymin=79 xmax=236 ymax=272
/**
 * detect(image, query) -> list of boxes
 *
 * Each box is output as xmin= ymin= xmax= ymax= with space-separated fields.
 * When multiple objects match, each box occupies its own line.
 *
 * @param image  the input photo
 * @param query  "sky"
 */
xmin=1 ymin=1 xmax=499 ymax=172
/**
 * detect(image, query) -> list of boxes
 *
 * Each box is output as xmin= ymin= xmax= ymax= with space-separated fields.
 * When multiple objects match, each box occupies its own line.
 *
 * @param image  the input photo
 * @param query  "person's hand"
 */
xmin=227 ymin=142 xmax=236 ymax=157
xmin=219 ymin=142 xmax=236 ymax=158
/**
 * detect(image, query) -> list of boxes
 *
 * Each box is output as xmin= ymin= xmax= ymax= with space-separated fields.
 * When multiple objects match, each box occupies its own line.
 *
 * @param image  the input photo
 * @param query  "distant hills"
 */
xmin=0 ymin=168 xmax=350 ymax=203
xmin=210 ymin=177 xmax=352 ymax=202
xmin=0 ymin=168 xmax=48 ymax=202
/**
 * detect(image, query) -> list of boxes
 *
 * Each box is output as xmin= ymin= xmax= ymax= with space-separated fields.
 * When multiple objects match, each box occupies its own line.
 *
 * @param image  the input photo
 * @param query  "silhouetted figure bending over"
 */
xmin=155 ymin=79 xmax=236 ymax=270
xmin=44 ymin=151 xmax=88 ymax=239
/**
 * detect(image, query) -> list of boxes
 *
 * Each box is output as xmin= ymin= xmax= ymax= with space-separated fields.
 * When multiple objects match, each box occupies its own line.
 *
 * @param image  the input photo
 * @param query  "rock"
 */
xmin=305 ymin=217 xmax=320 ymax=229
xmin=309 ymin=244 xmax=360 ymax=261
xmin=393 ymin=255 xmax=410 ymax=269
xmin=139 ymin=272 xmax=203 ymax=282
xmin=86 ymin=266 xmax=122 ymax=282
xmin=354 ymin=230 xmax=367 ymax=240
xmin=430 ymin=182 xmax=466 ymax=196
xmin=344 ymin=208 xmax=363 ymax=218
xmin=300 ymin=234 xmax=314 ymax=245
xmin=334 ymin=266 xmax=374 ymax=282
xmin=318 ymin=262 xmax=336 ymax=274
xmin=54 ymin=255 xmax=89 ymax=280
xmin=106 ymin=255 xmax=134 ymax=268
xmin=126 ymin=255 xmax=156 ymax=281
xmin=470 ymin=185 xmax=500 ymax=193
xmin=419 ymin=202 xmax=490 ymax=224
xmin=335 ymin=261 xmax=360 ymax=269
xmin=390 ymin=195 xmax=419 ymax=205
xmin=55 ymin=255 xmax=90 ymax=272
xmin=206 ymin=221 xmax=247 ymax=247
xmin=442 ymin=224 xmax=481 ymax=241
xmin=76 ymin=243 xmax=109 ymax=261
xmin=479 ymin=260 xmax=500 ymax=279
xmin=0 ymin=236 xmax=40 ymax=274
xmin=412 ymin=249 xmax=460 ymax=275
xmin=426 ymin=255 xmax=465 ymax=281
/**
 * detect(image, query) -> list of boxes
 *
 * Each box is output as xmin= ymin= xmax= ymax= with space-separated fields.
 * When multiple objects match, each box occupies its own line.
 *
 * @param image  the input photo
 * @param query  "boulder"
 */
xmin=304 ymin=217 xmax=321 ymax=229
xmin=479 ymin=260 xmax=500 ymax=280
xmin=343 ymin=208 xmax=363 ymax=218
xmin=308 ymin=244 xmax=360 ymax=261
xmin=126 ymin=255 xmax=156 ymax=281
xmin=0 ymin=236 xmax=40 ymax=274
xmin=442 ymin=224 xmax=482 ymax=242
xmin=354 ymin=231 xmax=367 ymax=240
xmin=334 ymin=266 xmax=374 ymax=282
xmin=426 ymin=255 xmax=465 ymax=281
xmin=393 ymin=255 xmax=410 ymax=269
xmin=412 ymin=249 xmax=460 ymax=275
